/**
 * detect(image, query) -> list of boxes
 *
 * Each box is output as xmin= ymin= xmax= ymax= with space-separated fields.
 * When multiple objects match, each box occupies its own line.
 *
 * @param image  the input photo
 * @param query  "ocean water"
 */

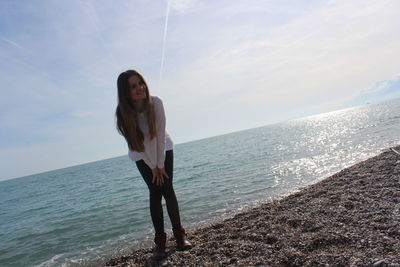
xmin=0 ymin=98 xmax=399 ymax=266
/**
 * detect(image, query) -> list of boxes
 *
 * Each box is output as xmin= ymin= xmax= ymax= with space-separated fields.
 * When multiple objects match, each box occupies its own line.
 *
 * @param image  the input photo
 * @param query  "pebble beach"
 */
xmin=104 ymin=146 xmax=400 ymax=266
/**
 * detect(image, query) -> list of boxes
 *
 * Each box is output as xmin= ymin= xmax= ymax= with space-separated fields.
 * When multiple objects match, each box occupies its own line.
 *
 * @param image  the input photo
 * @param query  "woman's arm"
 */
xmin=154 ymin=97 xmax=166 ymax=168
xmin=129 ymin=149 xmax=156 ymax=169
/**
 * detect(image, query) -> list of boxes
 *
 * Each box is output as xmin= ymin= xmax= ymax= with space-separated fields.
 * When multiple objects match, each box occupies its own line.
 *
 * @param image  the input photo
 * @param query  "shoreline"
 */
xmin=104 ymin=146 xmax=400 ymax=266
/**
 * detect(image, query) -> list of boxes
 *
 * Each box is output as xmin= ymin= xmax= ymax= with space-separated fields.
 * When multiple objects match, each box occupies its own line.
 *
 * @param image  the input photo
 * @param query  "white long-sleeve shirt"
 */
xmin=128 ymin=96 xmax=173 ymax=169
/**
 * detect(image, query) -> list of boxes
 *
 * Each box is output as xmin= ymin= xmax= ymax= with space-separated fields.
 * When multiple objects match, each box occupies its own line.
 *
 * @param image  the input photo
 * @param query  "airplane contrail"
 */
xmin=0 ymin=36 xmax=24 ymax=50
xmin=159 ymin=0 xmax=171 ymax=87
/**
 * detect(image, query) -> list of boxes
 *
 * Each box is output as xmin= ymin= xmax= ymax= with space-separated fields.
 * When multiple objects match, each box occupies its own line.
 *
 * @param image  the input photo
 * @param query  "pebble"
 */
xmin=104 ymin=145 xmax=400 ymax=266
xmin=373 ymin=259 xmax=387 ymax=267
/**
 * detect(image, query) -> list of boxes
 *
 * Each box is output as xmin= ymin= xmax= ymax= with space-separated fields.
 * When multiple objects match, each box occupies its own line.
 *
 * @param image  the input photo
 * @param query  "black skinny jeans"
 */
xmin=136 ymin=150 xmax=182 ymax=234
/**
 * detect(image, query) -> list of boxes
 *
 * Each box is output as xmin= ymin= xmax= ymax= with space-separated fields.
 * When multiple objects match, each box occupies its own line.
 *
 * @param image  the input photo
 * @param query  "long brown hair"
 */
xmin=115 ymin=70 xmax=157 ymax=152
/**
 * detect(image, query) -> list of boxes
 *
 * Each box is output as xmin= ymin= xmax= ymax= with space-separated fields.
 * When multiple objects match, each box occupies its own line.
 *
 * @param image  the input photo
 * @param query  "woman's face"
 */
xmin=128 ymin=75 xmax=147 ymax=101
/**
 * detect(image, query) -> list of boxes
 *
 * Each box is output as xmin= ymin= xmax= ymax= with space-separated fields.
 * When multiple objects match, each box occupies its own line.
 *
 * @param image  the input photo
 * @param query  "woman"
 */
xmin=115 ymin=70 xmax=192 ymax=259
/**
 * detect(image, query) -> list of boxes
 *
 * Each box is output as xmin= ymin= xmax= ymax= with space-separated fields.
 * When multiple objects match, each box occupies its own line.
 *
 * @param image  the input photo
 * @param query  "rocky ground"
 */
xmin=104 ymin=146 xmax=400 ymax=266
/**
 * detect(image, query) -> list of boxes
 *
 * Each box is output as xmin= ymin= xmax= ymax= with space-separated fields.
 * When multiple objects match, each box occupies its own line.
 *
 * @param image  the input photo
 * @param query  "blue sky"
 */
xmin=0 ymin=0 xmax=399 ymax=181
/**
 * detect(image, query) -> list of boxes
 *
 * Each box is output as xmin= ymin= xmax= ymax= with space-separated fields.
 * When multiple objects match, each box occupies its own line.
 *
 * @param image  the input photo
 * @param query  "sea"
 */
xmin=1 ymin=98 xmax=399 ymax=267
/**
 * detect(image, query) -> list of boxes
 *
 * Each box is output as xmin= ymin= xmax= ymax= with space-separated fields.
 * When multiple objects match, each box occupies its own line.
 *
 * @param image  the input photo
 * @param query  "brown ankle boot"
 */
xmin=153 ymin=232 xmax=166 ymax=259
xmin=173 ymin=226 xmax=192 ymax=251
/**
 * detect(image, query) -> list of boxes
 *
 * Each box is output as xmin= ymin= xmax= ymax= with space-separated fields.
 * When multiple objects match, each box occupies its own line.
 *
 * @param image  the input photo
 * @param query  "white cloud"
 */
xmin=152 ymin=0 xmax=400 ymax=142
xmin=168 ymin=0 xmax=198 ymax=12
xmin=1 ymin=0 xmax=400 ymax=180
xmin=167 ymin=0 xmax=399 ymax=101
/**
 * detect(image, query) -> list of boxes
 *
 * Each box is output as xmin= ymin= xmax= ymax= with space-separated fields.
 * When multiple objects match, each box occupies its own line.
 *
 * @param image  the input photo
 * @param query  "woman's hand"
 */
xmin=151 ymin=168 xmax=163 ymax=186
xmin=151 ymin=168 xmax=169 ymax=186
xmin=158 ymin=168 xmax=170 ymax=180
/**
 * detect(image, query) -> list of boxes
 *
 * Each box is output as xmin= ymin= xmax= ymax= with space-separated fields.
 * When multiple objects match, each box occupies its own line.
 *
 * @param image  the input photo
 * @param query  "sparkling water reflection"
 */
xmin=0 ymin=98 xmax=399 ymax=267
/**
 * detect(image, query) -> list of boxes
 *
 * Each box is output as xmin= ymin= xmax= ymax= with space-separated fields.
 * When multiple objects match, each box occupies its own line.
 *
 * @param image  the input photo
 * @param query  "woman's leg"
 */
xmin=161 ymin=150 xmax=182 ymax=229
xmin=162 ymin=151 xmax=192 ymax=250
xmin=136 ymin=160 xmax=164 ymax=233
xmin=136 ymin=150 xmax=182 ymax=231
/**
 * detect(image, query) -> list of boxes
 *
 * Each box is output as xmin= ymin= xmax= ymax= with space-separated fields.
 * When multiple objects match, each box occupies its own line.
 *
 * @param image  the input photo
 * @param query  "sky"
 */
xmin=0 ymin=0 xmax=399 ymax=181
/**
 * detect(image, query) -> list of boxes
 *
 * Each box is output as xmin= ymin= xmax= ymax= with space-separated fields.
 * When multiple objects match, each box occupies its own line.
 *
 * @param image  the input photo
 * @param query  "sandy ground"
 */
xmin=104 ymin=146 xmax=400 ymax=266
